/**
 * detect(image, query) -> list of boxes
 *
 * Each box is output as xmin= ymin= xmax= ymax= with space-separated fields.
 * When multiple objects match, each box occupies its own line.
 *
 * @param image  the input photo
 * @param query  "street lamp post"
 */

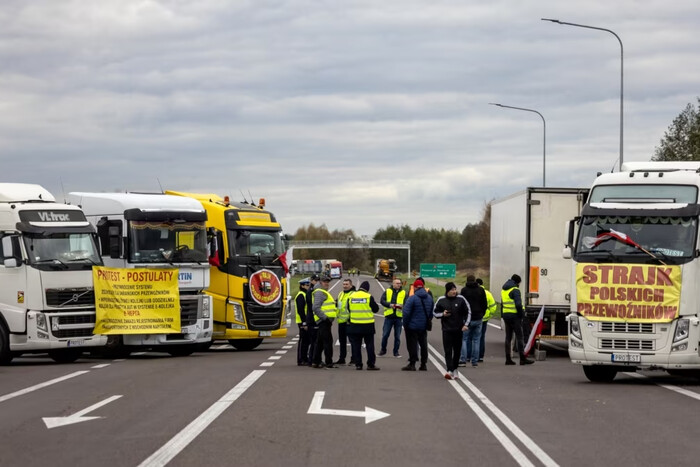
xmin=489 ymin=103 xmax=547 ymax=187
xmin=542 ymin=18 xmax=624 ymax=171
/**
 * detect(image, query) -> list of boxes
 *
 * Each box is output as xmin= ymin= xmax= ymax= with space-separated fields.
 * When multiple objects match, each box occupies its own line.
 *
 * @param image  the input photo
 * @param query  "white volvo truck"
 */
xmin=566 ymin=162 xmax=700 ymax=382
xmin=0 ymin=183 xmax=108 ymax=364
xmin=68 ymin=192 xmax=213 ymax=357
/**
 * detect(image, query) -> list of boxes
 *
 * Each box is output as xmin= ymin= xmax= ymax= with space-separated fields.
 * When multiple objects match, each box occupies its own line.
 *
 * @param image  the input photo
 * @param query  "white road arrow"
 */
xmin=43 ymin=395 xmax=122 ymax=429
xmin=307 ymin=391 xmax=389 ymax=424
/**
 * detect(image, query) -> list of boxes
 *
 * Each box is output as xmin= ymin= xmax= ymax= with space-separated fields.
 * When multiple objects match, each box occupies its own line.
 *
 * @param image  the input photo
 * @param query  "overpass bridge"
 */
xmin=288 ymin=240 xmax=411 ymax=274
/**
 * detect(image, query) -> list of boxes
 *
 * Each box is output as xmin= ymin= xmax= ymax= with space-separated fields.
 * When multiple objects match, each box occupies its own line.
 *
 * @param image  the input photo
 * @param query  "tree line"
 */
xmin=290 ymin=203 xmax=491 ymax=274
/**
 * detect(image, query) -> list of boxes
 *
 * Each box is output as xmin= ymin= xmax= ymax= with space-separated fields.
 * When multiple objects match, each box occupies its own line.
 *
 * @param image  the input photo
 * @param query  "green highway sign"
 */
xmin=419 ymin=263 xmax=456 ymax=278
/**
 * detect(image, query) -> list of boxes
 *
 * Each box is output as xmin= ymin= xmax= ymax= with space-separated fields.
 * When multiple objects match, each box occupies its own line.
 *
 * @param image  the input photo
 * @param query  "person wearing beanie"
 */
xmin=460 ymin=274 xmax=488 ymax=367
xmin=346 ymin=280 xmax=380 ymax=370
xmin=401 ymin=278 xmax=434 ymax=371
xmin=475 ymin=278 xmax=497 ymax=362
xmin=501 ymin=274 xmax=534 ymax=365
xmin=334 ymin=278 xmax=356 ymax=365
xmin=434 ymin=281 xmax=471 ymax=379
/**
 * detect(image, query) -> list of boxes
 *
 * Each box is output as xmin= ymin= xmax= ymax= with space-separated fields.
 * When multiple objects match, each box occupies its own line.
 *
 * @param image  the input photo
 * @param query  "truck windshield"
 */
xmin=577 ymin=215 xmax=697 ymax=261
xmin=23 ymin=233 xmax=102 ymax=271
xmin=129 ymin=221 xmax=207 ymax=263
xmin=229 ymin=229 xmax=284 ymax=257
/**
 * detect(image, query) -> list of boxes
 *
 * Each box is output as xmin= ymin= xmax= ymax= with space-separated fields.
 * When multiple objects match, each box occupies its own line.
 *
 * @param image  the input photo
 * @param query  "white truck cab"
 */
xmin=0 ymin=183 xmax=108 ymax=364
xmin=68 ymin=192 xmax=213 ymax=357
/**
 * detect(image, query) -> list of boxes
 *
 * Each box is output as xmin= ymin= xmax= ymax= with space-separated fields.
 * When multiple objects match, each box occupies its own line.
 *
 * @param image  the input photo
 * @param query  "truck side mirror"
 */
xmin=108 ymin=225 xmax=121 ymax=258
xmin=1 ymin=235 xmax=21 ymax=267
xmin=562 ymin=246 xmax=572 ymax=259
xmin=97 ymin=217 xmax=123 ymax=259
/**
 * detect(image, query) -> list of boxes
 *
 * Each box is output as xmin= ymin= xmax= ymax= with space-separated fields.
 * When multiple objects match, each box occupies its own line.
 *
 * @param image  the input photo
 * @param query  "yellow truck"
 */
xmin=166 ymin=192 xmax=289 ymax=350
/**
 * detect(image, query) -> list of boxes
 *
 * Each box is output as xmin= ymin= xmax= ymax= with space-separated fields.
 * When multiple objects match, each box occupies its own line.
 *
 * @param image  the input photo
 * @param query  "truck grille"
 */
xmin=244 ymin=302 xmax=282 ymax=330
xmin=600 ymin=338 xmax=654 ymax=351
xmin=600 ymin=322 xmax=654 ymax=333
xmin=46 ymin=288 xmax=95 ymax=307
xmin=180 ymin=298 xmax=199 ymax=327
xmin=51 ymin=313 xmax=96 ymax=338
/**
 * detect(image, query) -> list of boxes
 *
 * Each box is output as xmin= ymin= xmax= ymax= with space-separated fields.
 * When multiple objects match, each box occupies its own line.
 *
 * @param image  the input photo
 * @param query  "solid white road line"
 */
xmin=138 ymin=370 xmax=266 ymax=467
xmin=0 ymin=371 xmax=90 ymax=404
xmin=624 ymin=372 xmax=700 ymax=401
xmin=428 ymin=344 xmax=559 ymax=467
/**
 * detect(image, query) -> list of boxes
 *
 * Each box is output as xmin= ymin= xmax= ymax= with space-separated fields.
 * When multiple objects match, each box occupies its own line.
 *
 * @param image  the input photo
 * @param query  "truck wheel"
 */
xmin=582 ymin=365 xmax=618 ymax=383
xmin=0 ymin=323 xmax=12 ymax=365
xmin=49 ymin=349 xmax=83 ymax=364
xmin=228 ymin=338 xmax=263 ymax=351
xmin=167 ymin=346 xmax=196 ymax=357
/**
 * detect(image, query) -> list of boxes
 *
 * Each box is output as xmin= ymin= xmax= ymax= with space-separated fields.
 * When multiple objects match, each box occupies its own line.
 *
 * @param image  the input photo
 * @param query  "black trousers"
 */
xmin=297 ymin=324 xmax=310 ymax=364
xmin=404 ymin=327 xmax=428 ymax=365
xmin=503 ymin=314 xmax=525 ymax=360
xmin=442 ymin=330 xmax=463 ymax=372
xmin=349 ymin=333 xmax=376 ymax=368
xmin=313 ymin=320 xmax=334 ymax=365
xmin=337 ymin=322 xmax=348 ymax=361
xmin=307 ymin=326 xmax=318 ymax=364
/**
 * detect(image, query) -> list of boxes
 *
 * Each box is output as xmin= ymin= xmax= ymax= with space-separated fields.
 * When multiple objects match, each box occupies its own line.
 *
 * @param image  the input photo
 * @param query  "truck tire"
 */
xmin=0 ymin=323 xmax=12 ymax=365
xmin=49 ymin=349 xmax=83 ymax=364
xmin=228 ymin=338 xmax=263 ymax=351
xmin=167 ymin=346 xmax=196 ymax=357
xmin=583 ymin=365 xmax=618 ymax=383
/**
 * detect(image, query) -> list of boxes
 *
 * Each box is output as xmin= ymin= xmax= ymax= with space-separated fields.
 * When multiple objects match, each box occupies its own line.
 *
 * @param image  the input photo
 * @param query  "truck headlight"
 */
xmin=228 ymin=301 xmax=244 ymax=323
xmin=202 ymin=296 xmax=211 ymax=319
xmin=36 ymin=313 xmax=48 ymax=331
xmin=673 ymin=319 xmax=689 ymax=343
xmin=569 ymin=315 xmax=582 ymax=340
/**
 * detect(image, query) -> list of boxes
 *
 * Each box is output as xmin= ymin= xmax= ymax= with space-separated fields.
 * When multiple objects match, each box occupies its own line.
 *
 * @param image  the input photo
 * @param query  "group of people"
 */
xmin=294 ymin=271 xmax=535 ymax=379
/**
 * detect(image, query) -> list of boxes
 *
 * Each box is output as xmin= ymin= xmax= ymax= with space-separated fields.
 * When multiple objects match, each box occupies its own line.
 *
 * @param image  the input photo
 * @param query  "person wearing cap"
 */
xmin=295 ymin=278 xmax=312 ymax=366
xmin=347 ymin=281 xmax=380 ymax=370
xmin=409 ymin=276 xmax=433 ymax=299
xmin=502 ymin=274 xmax=534 ymax=365
xmin=334 ymin=278 xmax=356 ymax=365
xmin=433 ymin=282 xmax=471 ymax=379
xmin=460 ymin=274 xmax=487 ymax=368
xmin=311 ymin=274 xmax=338 ymax=368
xmin=305 ymin=274 xmax=321 ymax=366
xmin=476 ymin=278 xmax=497 ymax=362
xmin=378 ymin=278 xmax=405 ymax=358
xmin=401 ymin=278 xmax=434 ymax=371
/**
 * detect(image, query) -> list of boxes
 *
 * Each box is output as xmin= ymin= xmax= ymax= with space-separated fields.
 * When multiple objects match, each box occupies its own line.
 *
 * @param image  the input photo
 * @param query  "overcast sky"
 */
xmin=2 ymin=1 xmax=699 ymax=235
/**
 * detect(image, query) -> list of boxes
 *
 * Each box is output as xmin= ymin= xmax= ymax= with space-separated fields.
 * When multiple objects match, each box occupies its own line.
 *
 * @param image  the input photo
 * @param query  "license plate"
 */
xmin=259 ymin=331 xmax=272 ymax=337
xmin=180 ymin=327 xmax=191 ymax=335
xmin=611 ymin=353 xmax=641 ymax=363
xmin=67 ymin=339 xmax=86 ymax=347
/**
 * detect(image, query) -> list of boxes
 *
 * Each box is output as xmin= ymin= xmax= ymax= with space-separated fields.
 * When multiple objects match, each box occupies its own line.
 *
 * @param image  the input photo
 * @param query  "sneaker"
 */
xmin=356 ymin=365 xmax=363 ymax=371
xmin=505 ymin=360 xmax=516 ymax=366
xmin=367 ymin=366 xmax=380 ymax=371
xmin=378 ymin=351 xmax=387 ymax=356
xmin=520 ymin=358 xmax=535 ymax=365
xmin=334 ymin=359 xmax=346 ymax=365
xmin=453 ymin=371 xmax=460 ymax=380
xmin=401 ymin=364 xmax=416 ymax=371
xmin=311 ymin=363 xmax=322 ymax=369
xmin=478 ymin=359 xmax=484 ymax=362
xmin=458 ymin=361 xmax=467 ymax=367
xmin=325 ymin=364 xmax=337 ymax=369
xmin=444 ymin=372 xmax=453 ymax=380
xmin=393 ymin=354 xmax=401 ymax=358
xmin=418 ymin=364 xmax=427 ymax=371
xmin=472 ymin=363 xmax=478 ymax=368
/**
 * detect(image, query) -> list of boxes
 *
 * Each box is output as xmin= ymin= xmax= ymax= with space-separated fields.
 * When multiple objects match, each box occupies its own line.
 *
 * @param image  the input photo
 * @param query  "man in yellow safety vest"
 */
xmin=476 ymin=278 xmax=497 ymax=362
xmin=335 ymin=278 xmax=356 ymax=365
xmin=501 ymin=274 xmax=534 ymax=366
xmin=311 ymin=274 xmax=338 ymax=368
xmin=347 ymin=281 xmax=380 ymax=371
xmin=379 ymin=278 xmax=405 ymax=358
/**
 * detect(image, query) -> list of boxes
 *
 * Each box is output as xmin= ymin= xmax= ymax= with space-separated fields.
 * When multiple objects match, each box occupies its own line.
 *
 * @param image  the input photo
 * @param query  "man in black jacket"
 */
xmin=460 ymin=274 xmax=487 ymax=367
xmin=434 ymin=282 xmax=471 ymax=379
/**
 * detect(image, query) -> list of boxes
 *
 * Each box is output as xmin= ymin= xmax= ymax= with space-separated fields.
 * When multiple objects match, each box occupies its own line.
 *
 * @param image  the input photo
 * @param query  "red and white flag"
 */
xmin=582 ymin=229 xmax=640 ymax=249
xmin=524 ymin=305 xmax=545 ymax=356
xmin=277 ymin=250 xmax=290 ymax=275
xmin=208 ymin=237 xmax=220 ymax=267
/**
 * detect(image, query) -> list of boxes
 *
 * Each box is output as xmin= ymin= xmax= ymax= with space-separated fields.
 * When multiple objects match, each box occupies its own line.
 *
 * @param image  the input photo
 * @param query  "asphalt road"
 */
xmin=2 ymin=274 xmax=700 ymax=466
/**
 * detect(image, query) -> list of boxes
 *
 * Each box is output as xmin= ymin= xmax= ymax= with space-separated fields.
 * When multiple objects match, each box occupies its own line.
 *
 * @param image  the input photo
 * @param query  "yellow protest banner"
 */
xmin=576 ymin=263 xmax=681 ymax=323
xmin=93 ymin=266 xmax=181 ymax=334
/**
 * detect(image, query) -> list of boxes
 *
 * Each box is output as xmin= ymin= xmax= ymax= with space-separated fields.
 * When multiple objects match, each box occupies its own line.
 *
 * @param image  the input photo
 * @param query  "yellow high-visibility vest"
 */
xmin=348 ymin=290 xmax=374 ymax=324
xmin=294 ymin=290 xmax=306 ymax=323
xmin=336 ymin=290 xmax=354 ymax=324
xmin=501 ymin=287 xmax=518 ymax=314
xmin=384 ymin=289 xmax=406 ymax=317
xmin=482 ymin=288 xmax=497 ymax=321
xmin=313 ymin=288 xmax=337 ymax=322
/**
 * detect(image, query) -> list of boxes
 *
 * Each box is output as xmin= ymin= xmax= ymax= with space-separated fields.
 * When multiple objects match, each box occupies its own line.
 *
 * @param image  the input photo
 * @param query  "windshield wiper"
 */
xmin=33 ymin=259 xmax=69 ymax=270
xmin=68 ymin=257 xmax=100 ymax=266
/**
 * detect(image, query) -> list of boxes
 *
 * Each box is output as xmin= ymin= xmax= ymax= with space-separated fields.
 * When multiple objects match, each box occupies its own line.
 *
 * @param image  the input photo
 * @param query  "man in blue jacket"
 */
xmin=401 ymin=278 xmax=434 ymax=371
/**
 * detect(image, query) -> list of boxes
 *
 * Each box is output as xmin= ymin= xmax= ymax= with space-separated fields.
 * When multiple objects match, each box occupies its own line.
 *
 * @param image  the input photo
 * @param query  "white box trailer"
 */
xmin=490 ymin=187 xmax=589 ymax=348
